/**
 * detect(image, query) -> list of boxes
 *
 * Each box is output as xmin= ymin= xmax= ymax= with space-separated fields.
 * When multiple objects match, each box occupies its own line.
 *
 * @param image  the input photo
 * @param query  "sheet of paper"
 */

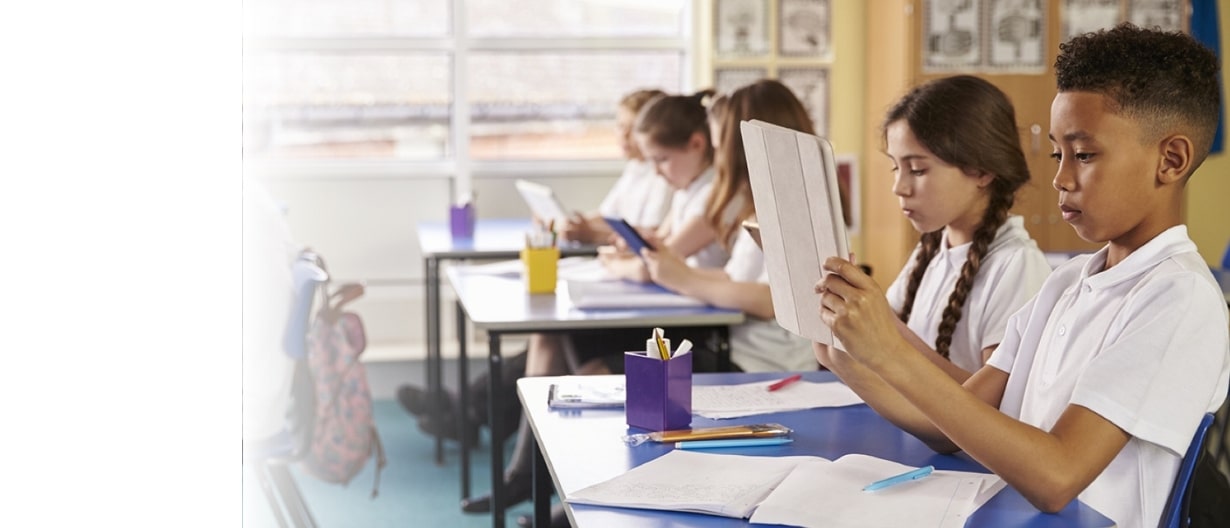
xmin=566 ymin=450 xmax=805 ymax=519
xmin=566 ymin=279 xmax=706 ymax=309
xmin=556 ymin=257 xmax=614 ymax=282
xmin=749 ymin=454 xmax=985 ymax=528
xmin=692 ymin=380 xmax=864 ymax=419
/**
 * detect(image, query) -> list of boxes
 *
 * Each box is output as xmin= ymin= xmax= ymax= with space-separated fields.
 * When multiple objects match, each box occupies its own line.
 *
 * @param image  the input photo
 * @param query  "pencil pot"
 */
xmin=449 ymin=203 xmax=475 ymax=240
xmin=520 ymin=247 xmax=559 ymax=294
xmin=624 ymin=351 xmax=692 ymax=431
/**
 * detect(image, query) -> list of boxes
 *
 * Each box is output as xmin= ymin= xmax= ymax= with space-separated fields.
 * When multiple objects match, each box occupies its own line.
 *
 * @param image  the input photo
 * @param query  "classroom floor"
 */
xmin=242 ymin=359 xmax=540 ymax=528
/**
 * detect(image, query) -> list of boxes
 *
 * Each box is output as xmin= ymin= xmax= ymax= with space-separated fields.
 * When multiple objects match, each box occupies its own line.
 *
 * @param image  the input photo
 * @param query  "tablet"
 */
xmin=514 ymin=179 xmax=571 ymax=224
xmin=603 ymin=217 xmax=654 ymax=255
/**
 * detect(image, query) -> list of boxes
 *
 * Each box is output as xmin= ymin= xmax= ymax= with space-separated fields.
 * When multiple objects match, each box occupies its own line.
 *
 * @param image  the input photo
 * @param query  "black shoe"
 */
xmin=416 ymin=412 xmax=480 ymax=447
xmin=396 ymin=385 xmax=434 ymax=416
xmin=460 ymin=472 xmax=532 ymax=513
xmin=515 ymin=504 xmax=568 ymax=528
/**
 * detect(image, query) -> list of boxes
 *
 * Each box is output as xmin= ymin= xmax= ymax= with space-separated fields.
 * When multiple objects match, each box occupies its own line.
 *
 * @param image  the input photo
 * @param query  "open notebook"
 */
xmin=740 ymin=119 xmax=850 ymax=349
xmin=566 ymin=450 xmax=1005 ymax=527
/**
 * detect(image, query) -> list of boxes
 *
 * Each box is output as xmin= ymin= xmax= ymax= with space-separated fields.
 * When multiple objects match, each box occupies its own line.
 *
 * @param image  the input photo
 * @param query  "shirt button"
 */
xmin=1058 ymin=325 xmax=1067 ymax=336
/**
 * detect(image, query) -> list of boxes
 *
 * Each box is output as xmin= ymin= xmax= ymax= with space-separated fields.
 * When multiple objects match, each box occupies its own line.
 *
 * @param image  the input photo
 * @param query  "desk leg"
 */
xmin=531 ymin=433 xmax=550 ymax=528
xmin=716 ymin=325 xmax=731 ymax=372
xmin=425 ymin=256 xmax=444 ymax=465
xmin=457 ymin=300 xmax=471 ymax=499
xmin=489 ymin=332 xmax=506 ymax=528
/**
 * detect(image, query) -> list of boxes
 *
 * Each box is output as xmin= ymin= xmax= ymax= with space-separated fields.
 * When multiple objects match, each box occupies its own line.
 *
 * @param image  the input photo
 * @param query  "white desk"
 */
xmin=518 ymin=373 xmax=1116 ymax=528
xmin=416 ymin=219 xmax=595 ymax=464
xmin=447 ymin=266 xmax=744 ymax=528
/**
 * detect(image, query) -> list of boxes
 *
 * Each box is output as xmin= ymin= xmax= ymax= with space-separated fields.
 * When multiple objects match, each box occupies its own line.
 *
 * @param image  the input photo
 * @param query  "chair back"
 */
xmin=1159 ymin=413 xmax=1216 ymax=528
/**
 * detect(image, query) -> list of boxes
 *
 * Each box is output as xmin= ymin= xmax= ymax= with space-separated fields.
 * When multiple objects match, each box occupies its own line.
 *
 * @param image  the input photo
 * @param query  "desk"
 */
xmin=518 ymin=372 xmax=1116 ymax=528
xmin=449 ymin=266 xmax=744 ymax=528
xmin=416 ymin=219 xmax=596 ymax=464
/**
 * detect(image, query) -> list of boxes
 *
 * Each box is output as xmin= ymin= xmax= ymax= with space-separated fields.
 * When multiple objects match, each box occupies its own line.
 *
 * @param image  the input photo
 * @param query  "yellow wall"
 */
xmin=1187 ymin=5 xmax=1230 ymax=267
xmin=828 ymin=0 xmax=868 ymax=260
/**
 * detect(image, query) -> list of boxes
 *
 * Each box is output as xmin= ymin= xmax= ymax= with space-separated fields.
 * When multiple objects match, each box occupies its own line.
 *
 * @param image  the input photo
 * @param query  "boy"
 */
xmin=812 ymin=24 xmax=1229 ymax=528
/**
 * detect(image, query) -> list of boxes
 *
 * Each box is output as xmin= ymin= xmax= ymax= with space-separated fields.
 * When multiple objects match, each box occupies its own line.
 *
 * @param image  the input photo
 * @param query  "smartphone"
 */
xmin=603 ymin=217 xmax=655 ymax=255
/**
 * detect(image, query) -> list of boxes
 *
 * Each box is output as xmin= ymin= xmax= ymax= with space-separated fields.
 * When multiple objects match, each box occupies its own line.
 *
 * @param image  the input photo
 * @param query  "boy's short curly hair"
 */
xmin=1056 ymin=23 xmax=1221 ymax=174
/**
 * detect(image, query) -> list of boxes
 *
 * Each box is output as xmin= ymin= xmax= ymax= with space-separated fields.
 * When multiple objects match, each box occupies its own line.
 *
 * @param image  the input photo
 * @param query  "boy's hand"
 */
xmin=815 ymin=257 xmax=900 ymax=367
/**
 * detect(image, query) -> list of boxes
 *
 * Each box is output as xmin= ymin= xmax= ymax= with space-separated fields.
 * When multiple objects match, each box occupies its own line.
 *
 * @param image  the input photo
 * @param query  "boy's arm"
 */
xmin=820 ymin=257 xmax=1131 ymax=512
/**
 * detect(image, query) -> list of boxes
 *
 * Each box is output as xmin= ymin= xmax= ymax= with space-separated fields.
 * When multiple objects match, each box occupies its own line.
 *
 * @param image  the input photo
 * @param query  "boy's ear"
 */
xmin=1157 ymin=134 xmax=1193 ymax=185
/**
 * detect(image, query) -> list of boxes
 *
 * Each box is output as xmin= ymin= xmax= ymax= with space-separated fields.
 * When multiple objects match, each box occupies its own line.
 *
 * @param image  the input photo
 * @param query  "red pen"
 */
xmin=767 ymin=374 xmax=803 ymax=392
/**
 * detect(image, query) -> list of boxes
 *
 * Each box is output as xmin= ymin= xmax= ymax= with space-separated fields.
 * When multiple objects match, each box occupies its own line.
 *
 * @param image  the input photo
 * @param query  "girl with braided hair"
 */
xmin=875 ymin=75 xmax=1051 ymax=380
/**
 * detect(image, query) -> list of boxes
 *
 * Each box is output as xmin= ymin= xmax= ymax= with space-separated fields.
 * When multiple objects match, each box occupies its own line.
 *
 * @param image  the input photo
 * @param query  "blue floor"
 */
xmin=242 ymin=400 xmax=537 ymax=527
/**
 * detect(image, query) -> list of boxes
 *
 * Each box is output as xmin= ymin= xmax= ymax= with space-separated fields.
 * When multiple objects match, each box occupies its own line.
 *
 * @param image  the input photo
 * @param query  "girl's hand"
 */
xmin=598 ymin=245 xmax=650 ymax=283
xmin=559 ymin=212 xmax=591 ymax=243
xmin=640 ymin=246 xmax=689 ymax=289
xmin=815 ymin=257 xmax=902 ymax=367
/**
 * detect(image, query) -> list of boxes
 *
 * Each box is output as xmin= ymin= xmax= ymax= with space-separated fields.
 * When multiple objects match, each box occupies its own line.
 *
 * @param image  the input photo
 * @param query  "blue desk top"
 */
xmin=416 ymin=218 xmax=595 ymax=259
xmin=518 ymin=372 xmax=1115 ymax=528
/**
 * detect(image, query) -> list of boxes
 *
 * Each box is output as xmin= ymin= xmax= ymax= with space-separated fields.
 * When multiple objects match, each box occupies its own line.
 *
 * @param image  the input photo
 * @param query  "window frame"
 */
xmin=244 ymin=0 xmax=695 ymax=191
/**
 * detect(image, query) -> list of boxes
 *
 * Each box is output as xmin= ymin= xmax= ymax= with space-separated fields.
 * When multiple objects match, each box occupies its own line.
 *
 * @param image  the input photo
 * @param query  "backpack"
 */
xmin=302 ymin=278 xmax=387 ymax=497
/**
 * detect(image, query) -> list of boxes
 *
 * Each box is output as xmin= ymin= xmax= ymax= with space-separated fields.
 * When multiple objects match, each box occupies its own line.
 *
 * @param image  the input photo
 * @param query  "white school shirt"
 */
xmin=724 ymin=230 xmax=817 ymax=372
xmin=885 ymin=216 xmax=1051 ymax=371
xmin=668 ymin=166 xmax=729 ymax=269
xmin=987 ymin=225 xmax=1230 ymax=528
xmin=598 ymin=159 xmax=672 ymax=229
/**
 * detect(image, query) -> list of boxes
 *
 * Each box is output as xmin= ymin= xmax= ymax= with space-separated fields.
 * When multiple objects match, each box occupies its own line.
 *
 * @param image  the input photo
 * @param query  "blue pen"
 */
xmin=674 ymin=437 xmax=793 ymax=450
xmin=862 ymin=465 xmax=935 ymax=492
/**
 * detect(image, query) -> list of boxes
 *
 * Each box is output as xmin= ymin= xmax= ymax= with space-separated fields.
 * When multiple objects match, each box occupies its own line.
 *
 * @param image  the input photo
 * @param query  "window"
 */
xmin=244 ymin=0 xmax=691 ymax=166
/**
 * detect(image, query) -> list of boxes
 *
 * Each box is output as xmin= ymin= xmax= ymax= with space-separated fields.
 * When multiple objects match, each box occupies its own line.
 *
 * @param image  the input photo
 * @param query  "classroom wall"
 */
xmin=1186 ymin=4 xmax=1230 ymax=267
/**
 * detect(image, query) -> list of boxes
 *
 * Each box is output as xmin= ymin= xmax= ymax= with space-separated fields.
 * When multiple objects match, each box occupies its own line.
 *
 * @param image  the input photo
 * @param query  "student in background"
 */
xmin=394 ymin=88 xmax=671 ymax=445
xmin=814 ymin=25 xmax=1229 ymax=528
xmin=817 ymin=75 xmax=1051 ymax=381
xmin=560 ymin=88 xmax=672 ymax=244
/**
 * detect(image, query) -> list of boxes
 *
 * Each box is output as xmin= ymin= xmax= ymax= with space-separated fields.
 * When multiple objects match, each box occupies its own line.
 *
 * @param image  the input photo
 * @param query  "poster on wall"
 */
xmin=714 ymin=68 xmax=768 ymax=95
xmin=835 ymin=154 xmax=860 ymax=235
xmin=988 ymin=0 xmax=1045 ymax=71
xmin=715 ymin=0 xmax=770 ymax=57
xmin=778 ymin=68 xmax=829 ymax=138
xmin=1062 ymin=0 xmax=1121 ymax=42
xmin=779 ymin=0 xmax=831 ymax=58
xmin=1128 ymin=0 xmax=1186 ymax=33
xmin=923 ymin=0 xmax=982 ymax=71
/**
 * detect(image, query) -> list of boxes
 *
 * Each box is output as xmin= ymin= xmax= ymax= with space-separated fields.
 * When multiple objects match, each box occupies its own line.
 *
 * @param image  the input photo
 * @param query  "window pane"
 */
xmin=245 ymin=52 xmax=451 ymax=160
xmin=468 ymin=52 xmax=683 ymax=161
xmin=467 ymin=0 xmax=685 ymax=37
xmin=246 ymin=0 xmax=449 ymax=38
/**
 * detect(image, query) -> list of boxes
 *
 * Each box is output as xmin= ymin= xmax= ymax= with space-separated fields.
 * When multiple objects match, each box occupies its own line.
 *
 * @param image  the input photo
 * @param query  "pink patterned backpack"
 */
xmin=303 ymin=281 xmax=386 ymax=497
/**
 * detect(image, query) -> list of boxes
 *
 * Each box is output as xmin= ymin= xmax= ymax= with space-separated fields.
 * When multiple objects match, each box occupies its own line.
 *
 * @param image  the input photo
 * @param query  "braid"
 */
xmin=932 ymin=193 xmax=1012 ymax=358
xmin=898 ymin=231 xmax=942 ymax=324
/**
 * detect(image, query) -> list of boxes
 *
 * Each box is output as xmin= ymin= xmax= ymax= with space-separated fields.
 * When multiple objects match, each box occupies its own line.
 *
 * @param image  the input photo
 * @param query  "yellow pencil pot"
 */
xmin=521 ymin=247 xmax=559 ymax=294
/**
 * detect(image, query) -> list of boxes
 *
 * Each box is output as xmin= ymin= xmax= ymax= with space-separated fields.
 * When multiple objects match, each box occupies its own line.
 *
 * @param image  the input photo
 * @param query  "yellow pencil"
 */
xmin=653 ymin=327 xmax=670 ymax=360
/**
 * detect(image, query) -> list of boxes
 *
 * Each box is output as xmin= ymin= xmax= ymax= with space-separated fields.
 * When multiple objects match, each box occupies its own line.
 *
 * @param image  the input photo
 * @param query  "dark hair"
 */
xmin=1056 ymin=23 xmax=1220 ymax=176
xmin=707 ymin=80 xmax=815 ymax=249
xmin=634 ymin=89 xmax=716 ymax=156
xmin=884 ymin=75 xmax=1031 ymax=359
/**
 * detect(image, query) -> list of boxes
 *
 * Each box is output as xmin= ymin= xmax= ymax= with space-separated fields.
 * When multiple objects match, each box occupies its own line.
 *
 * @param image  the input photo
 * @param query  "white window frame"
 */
xmin=245 ymin=0 xmax=695 ymax=194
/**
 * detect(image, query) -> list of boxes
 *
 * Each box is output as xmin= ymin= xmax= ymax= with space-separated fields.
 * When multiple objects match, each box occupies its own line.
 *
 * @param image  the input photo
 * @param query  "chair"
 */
xmin=1158 ymin=413 xmax=1215 ymax=528
xmin=246 ymin=253 xmax=328 ymax=528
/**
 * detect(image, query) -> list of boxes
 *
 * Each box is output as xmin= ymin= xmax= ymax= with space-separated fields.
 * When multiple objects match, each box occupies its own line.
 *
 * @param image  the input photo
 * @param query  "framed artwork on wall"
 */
xmin=778 ymin=68 xmax=829 ymax=138
xmin=987 ymin=0 xmax=1045 ymax=71
xmin=1061 ymin=0 xmax=1121 ymax=42
xmin=835 ymin=154 xmax=859 ymax=234
xmin=714 ymin=67 xmax=768 ymax=95
xmin=1127 ymin=0 xmax=1186 ymax=33
xmin=923 ymin=0 xmax=982 ymax=71
xmin=715 ymin=0 xmax=770 ymax=57
xmin=779 ymin=0 xmax=831 ymax=58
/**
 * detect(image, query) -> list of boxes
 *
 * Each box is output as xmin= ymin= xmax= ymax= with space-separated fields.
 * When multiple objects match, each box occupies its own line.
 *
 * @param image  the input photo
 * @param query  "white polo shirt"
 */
xmin=886 ymin=215 xmax=1051 ymax=371
xmin=724 ymin=230 xmax=817 ymax=372
xmin=668 ymin=166 xmax=730 ymax=269
xmin=598 ymin=159 xmax=672 ymax=229
xmin=987 ymin=225 xmax=1230 ymax=528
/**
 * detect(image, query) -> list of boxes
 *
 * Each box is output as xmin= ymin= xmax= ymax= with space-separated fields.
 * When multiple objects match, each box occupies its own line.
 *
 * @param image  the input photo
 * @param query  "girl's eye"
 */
xmin=1049 ymin=152 xmax=1062 ymax=162
xmin=1074 ymin=152 xmax=1094 ymax=162
xmin=908 ymin=168 xmax=926 ymax=176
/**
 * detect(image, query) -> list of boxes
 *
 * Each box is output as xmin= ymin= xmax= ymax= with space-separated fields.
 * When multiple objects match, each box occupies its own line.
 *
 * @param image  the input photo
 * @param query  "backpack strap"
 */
xmin=369 ymin=425 xmax=387 ymax=498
